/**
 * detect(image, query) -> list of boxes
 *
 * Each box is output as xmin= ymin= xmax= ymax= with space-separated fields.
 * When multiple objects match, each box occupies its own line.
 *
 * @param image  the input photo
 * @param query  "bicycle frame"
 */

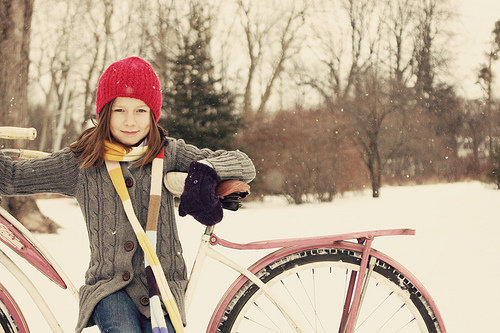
xmin=184 ymin=227 xmax=446 ymax=333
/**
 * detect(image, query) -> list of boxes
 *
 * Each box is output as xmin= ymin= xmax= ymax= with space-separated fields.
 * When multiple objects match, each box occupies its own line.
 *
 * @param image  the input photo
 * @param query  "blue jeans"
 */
xmin=92 ymin=289 xmax=175 ymax=333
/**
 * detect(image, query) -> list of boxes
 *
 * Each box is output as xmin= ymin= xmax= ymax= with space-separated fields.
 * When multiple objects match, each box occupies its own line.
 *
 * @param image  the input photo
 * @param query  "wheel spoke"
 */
xmin=375 ymin=303 xmax=406 ymax=333
xmin=394 ymin=318 xmax=417 ymax=333
xmin=355 ymin=291 xmax=394 ymax=330
xmin=242 ymin=314 xmax=283 ymax=332
xmin=313 ymin=269 xmax=317 ymax=331
xmin=296 ymin=271 xmax=327 ymax=332
xmin=249 ymin=301 xmax=285 ymax=332
xmin=280 ymin=280 xmax=316 ymax=330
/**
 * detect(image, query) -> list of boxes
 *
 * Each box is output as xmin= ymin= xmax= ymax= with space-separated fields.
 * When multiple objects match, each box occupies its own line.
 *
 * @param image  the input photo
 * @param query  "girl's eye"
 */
xmin=113 ymin=108 xmax=123 ymax=112
xmin=137 ymin=109 xmax=147 ymax=113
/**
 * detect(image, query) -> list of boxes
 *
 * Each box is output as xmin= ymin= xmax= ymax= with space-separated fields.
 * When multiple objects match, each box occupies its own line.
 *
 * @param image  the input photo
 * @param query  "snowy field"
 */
xmin=1 ymin=181 xmax=498 ymax=332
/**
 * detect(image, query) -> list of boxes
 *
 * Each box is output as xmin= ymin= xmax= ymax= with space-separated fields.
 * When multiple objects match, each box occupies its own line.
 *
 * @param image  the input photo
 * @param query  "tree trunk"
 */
xmin=371 ymin=168 xmax=381 ymax=198
xmin=366 ymin=139 xmax=382 ymax=198
xmin=0 ymin=0 xmax=60 ymax=233
xmin=3 ymin=196 xmax=59 ymax=233
xmin=367 ymin=155 xmax=381 ymax=198
xmin=0 ymin=0 xmax=30 ymax=126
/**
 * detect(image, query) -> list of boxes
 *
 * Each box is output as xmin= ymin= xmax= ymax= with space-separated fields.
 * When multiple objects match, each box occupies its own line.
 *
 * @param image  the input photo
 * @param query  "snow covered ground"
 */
xmin=1 ymin=181 xmax=498 ymax=332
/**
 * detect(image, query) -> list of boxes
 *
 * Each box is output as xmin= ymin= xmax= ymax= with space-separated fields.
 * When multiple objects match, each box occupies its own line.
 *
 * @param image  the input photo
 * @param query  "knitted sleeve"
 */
xmin=0 ymin=148 xmax=80 ymax=197
xmin=168 ymin=138 xmax=256 ymax=183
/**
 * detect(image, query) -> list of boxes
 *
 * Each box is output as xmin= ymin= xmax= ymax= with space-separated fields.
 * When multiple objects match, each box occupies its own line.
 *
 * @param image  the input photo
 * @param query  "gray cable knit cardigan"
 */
xmin=0 ymin=138 xmax=256 ymax=332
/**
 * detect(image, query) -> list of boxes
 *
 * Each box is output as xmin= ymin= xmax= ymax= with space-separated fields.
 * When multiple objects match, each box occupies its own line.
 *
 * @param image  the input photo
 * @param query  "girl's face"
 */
xmin=110 ymin=97 xmax=151 ymax=146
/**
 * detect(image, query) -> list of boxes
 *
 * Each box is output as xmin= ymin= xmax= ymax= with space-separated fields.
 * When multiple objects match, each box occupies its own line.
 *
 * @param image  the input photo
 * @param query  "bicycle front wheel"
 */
xmin=0 ymin=297 xmax=20 ymax=333
xmin=212 ymin=244 xmax=444 ymax=333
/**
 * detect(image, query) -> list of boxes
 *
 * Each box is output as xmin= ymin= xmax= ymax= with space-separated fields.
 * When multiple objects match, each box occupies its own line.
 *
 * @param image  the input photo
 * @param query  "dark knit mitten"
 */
xmin=179 ymin=161 xmax=223 ymax=226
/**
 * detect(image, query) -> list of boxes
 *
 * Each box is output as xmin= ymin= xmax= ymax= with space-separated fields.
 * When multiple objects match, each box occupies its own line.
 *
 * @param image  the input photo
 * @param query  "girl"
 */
xmin=0 ymin=56 xmax=256 ymax=332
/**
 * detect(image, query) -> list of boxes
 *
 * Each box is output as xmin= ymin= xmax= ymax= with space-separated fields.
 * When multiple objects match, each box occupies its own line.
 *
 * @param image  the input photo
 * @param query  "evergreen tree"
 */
xmin=161 ymin=3 xmax=240 ymax=150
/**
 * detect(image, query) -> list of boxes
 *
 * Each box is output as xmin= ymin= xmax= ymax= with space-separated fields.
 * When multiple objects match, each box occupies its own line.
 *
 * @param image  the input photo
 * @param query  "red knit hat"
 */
xmin=96 ymin=57 xmax=162 ymax=122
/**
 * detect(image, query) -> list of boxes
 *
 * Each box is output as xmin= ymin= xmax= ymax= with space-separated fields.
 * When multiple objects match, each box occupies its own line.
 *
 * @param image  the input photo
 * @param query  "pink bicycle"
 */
xmin=0 ymin=127 xmax=446 ymax=333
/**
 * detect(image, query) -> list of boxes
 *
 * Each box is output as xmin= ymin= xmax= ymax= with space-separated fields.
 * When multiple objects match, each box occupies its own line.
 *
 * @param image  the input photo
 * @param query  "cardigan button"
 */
xmin=122 ymin=271 xmax=131 ymax=281
xmin=124 ymin=241 xmax=134 ymax=252
xmin=125 ymin=177 xmax=134 ymax=187
xmin=140 ymin=296 xmax=150 ymax=306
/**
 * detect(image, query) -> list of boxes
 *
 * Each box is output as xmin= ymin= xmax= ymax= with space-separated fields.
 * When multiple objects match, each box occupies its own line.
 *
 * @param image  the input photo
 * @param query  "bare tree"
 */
xmin=0 ymin=0 xmax=59 ymax=233
xmin=210 ymin=1 xmax=239 ymax=92
xmin=301 ymin=0 xmax=394 ymax=196
xmin=347 ymin=67 xmax=404 ymax=197
xmin=236 ymin=0 xmax=308 ymax=119
xmin=381 ymin=0 xmax=416 ymax=87
xmin=30 ymin=0 xmax=98 ymax=151
xmin=304 ymin=0 xmax=458 ymax=193
xmin=79 ymin=0 xmax=118 ymax=130
xmin=145 ymin=0 xmax=183 ymax=100
xmin=30 ymin=0 xmax=147 ymax=149
xmin=302 ymin=0 xmax=378 ymax=109
xmin=378 ymin=0 xmax=422 ymax=183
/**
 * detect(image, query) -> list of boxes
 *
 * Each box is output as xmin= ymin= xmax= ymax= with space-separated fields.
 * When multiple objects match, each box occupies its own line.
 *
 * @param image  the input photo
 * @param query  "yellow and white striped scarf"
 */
xmin=104 ymin=140 xmax=184 ymax=332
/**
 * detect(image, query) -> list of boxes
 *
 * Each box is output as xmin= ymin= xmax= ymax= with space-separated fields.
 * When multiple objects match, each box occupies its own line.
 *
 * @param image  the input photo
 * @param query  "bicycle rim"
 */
xmin=215 ymin=247 xmax=442 ymax=333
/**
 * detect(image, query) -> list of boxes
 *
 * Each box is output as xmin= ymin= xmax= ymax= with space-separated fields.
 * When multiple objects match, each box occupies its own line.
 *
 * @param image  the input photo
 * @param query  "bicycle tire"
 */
xmin=0 ymin=282 xmax=26 ymax=333
xmin=0 ymin=298 xmax=19 ymax=333
xmin=213 ymin=244 xmax=443 ymax=333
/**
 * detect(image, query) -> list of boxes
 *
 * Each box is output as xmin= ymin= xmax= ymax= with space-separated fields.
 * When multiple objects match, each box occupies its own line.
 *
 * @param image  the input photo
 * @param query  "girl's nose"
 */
xmin=124 ymin=111 xmax=136 ymax=125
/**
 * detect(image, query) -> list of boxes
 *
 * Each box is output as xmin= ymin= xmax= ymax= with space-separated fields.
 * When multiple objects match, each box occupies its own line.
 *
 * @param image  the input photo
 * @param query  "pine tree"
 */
xmin=161 ymin=4 xmax=240 ymax=150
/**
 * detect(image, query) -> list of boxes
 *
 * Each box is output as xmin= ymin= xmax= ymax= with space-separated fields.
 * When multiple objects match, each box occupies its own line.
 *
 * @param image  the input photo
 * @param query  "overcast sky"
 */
xmin=451 ymin=0 xmax=499 ymax=98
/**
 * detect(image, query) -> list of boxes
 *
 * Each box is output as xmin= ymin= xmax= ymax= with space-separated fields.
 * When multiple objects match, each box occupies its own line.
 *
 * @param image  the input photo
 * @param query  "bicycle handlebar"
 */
xmin=0 ymin=126 xmax=48 ymax=159
xmin=0 ymin=126 xmax=37 ymax=140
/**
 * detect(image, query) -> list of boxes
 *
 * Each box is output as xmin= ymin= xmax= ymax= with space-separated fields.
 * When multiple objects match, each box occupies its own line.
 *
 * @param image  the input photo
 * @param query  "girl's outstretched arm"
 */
xmin=0 ymin=148 xmax=80 ymax=197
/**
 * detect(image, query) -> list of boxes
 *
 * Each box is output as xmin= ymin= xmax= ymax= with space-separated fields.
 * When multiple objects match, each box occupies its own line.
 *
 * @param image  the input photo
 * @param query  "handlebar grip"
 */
xmin=18 ymin=149 xmax=49 ymax=159
xmin=0 ymin=127 xmax=37 ymax=140
xmin=1 ymin=148 xmax=49 ymax=159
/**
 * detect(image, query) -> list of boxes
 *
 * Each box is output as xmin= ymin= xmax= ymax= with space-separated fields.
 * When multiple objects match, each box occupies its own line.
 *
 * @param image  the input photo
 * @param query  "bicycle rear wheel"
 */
xmin=213 ymin=245 xmax=443 ymax=333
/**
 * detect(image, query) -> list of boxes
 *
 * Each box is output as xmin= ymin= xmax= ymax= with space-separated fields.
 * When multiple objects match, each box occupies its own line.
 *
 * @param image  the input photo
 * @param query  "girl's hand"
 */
xmin=178 ymin=161 xmax=223 ymax=226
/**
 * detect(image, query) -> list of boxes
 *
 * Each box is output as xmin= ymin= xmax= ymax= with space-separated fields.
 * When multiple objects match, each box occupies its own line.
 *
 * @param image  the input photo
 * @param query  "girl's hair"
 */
xmin=69 ymin=99 xmax=167 ymax=168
